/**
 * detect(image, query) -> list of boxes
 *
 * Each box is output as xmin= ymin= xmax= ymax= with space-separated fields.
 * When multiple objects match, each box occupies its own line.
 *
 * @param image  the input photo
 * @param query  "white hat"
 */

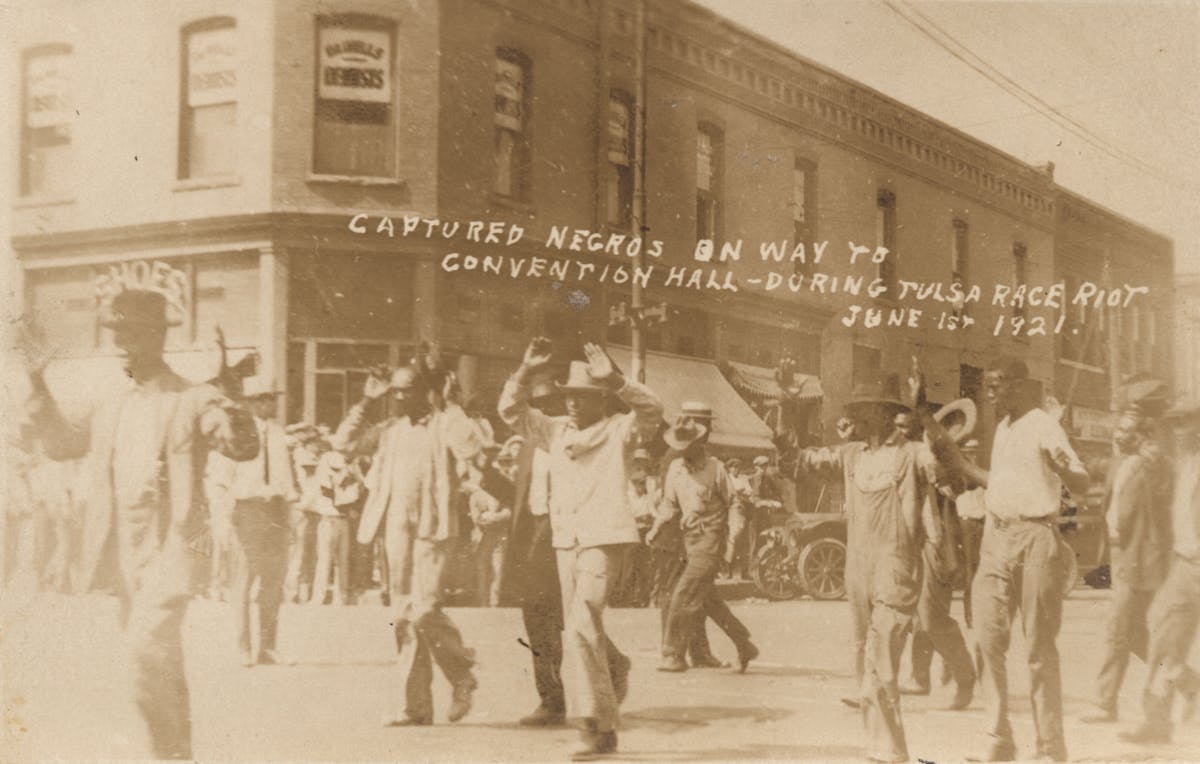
xmin=243 ymin=376 xmax=282 ymax=398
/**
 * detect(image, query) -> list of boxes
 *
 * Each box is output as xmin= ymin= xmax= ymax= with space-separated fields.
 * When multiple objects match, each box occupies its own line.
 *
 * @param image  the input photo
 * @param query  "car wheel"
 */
xmin=750 ymin=535 xmax=801 ymax=601
xmin=798 ymin=536 xmax=847 ymax=601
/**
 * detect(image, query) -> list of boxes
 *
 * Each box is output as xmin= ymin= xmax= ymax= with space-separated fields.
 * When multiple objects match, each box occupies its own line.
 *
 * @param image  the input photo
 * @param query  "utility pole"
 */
xmin=630 ymin=0 xmax=648 ymax=383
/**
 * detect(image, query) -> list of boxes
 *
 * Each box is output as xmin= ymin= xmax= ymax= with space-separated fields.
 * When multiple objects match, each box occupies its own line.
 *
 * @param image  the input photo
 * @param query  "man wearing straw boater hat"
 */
xmin=22 ymin=287 xmax=259 ymax=759
xmin=794 ymin=370 xmax=927 ymax=762
xmin=499 ymin=338 xmax=663 ymax=760
xmin=648 ymin=417 xmax=758 ymax=674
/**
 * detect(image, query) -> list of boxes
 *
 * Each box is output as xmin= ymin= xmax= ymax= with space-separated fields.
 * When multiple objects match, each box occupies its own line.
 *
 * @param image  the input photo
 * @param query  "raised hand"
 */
xmin=835 ymin=417 xmax=855 ymax=441
xmin=363 ymin=365 xmax=391 ymax=401
xmin=521 ymin=337 xmax=553 ymax=371
xmin=583 ymin=342 xmax=618 ymax=384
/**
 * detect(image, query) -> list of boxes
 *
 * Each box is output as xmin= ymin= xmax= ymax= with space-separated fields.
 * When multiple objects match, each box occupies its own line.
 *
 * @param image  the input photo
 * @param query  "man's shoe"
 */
xmin=448 ymin=677 xmax=477 ymax=722
xmin=382 ymin=714 xmax=431 ymax=727
xmin=1081 ymin=707 xmax=1118 ymax=724
xmin=899 ymin=682 xmax=930 ymax=696
xmin=256 ymin=649 xmax=283 ymax=666
xmin=239 ymin=649 xmax=255 ymax=668
xmin=572 ymin=729 xmax=618 ymax=761
xmin=519 ymin=704 xmax=566 ymax=727
xmin=657 ymin=656 xmax=688 ymax=673
xmin=690 ymin=654 xmax=730 ymax=669
xmin=1118 ymin=724 xmax=1171 ymax=744
xmin=735 ymin=640 xmax=759 ymax=674
xmin=949 ymin=676 xmax=975 ymax=710
xmin=840 ymin=696 xmax=861 ymax=710
xmin=966 ymin=741 xmax=1017 ymax=762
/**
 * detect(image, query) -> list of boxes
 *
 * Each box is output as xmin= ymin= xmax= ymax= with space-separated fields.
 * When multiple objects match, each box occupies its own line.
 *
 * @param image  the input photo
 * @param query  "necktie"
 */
xmin=262 ymin=425 xmax=270 ymax=486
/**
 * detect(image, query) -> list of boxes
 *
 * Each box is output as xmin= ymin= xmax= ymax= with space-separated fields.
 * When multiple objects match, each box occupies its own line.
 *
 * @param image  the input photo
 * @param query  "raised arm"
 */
xmin=26 ymin=372 xmax=91 ymax=461
xmin=332 ymin=373 xmax=390 ymax=458
xmin=498 ymin=338 xmax=558 ymax=450
xmin=196 ymin=385 xmax=260 ymax=463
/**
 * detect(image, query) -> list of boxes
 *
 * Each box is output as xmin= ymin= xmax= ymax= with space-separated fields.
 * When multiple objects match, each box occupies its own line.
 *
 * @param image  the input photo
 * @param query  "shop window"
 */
xmin=792 ymin=158 xmax=816 ymax=276
xmin=314 ymin=342 xmax=388 ymax=428
xmin=696 ymin=123 xmax=723 ymax=242
xmin=313 ymin=15 xmax=396 ymax=177
xmin=20 ymin=44 xmax=73 ymax=196
xmin=605 ymin=90 xmax=634 ymax=227
xmin=876 ymin=190 xmax=897 ymax=299
xmin=494 ymin=48 xmax=531 ymax=198
xmin=179 ymin=18 xmax=237 ymax=179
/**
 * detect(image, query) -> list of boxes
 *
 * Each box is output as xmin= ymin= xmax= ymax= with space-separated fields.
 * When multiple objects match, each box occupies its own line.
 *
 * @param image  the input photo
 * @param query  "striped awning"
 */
xmin=722 ymin=360 xmax=823 ymax=402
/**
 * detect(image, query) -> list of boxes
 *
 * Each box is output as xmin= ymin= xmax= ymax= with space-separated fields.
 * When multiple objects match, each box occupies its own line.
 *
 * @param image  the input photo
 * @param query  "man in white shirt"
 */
xmin=215 ymin=377 xmax=298 ymax=667
xmin=948 ymin=358 xmax=1088 ymax=762
xmin=1121 ymin=403 xmax=1200 ymax=743
xmin=500 ymin=339 xmax=663 ymax=761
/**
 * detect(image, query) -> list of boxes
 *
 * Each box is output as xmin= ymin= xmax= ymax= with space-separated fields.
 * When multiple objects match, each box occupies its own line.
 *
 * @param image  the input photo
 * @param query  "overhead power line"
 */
xmin=882 ymin=0 xmax=1195 ymax=192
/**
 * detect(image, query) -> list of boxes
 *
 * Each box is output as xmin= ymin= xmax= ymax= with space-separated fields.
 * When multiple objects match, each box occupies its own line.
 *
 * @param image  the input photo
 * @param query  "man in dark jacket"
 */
xmin=497 ymin=378 xmax=567 ymax=726
xmin=1084 ymin=410 xmax=1172 ymax=723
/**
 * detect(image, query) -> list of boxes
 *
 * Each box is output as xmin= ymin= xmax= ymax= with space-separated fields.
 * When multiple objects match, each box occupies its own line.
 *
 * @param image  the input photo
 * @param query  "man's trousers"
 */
xmin=232 ymin=498 xmax=289 ymax=655
xmin=392 ymin=536 xmax=476 ymax=722
xmin=310 ymin=514 xmax=351 ymax=605
xmin=1093 ymin=554 xmax=1154 ymax=714
xmin=126 ymin=593 xmax=191 ymax=759
xmin=972 ymin=518 xmax=1071 ymax=761
xmin=556 ymin=544 xmax=630 ymax=733
xmin=911 ymin=542 xmax=976 ymax=690
xmin=663 ymin=527 xmax=751 ymax=660
xmin=1140 ymin=554 xmax=1200 ymax=735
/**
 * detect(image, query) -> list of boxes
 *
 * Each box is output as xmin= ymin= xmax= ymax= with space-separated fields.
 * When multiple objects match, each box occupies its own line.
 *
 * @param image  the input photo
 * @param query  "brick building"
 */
xmin=11 ymin=0 xmax=1173 ymax=458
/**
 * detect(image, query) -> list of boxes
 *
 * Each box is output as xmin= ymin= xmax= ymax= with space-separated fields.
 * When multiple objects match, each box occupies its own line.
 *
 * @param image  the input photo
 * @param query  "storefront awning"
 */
xmin=721 ymin=360 xmax=823 ymax=402
xmin=605 ymin=347 xmax=776 ymax=452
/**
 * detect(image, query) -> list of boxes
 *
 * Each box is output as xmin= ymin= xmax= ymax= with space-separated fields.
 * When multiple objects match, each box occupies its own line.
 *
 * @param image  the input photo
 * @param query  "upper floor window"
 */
xmin=314 ymin=16 xmax=396 ymax=177
xmin=180 ymin=19 xmax=237 ymax=180
xmin=696 ymin=123 xmax=723 ymax=242
xmin=1011 ymin=243 xmax=1027 ymax=320
xmin=876 ymin=190 xmax=897 ymax=298
xmin=951 ymin=220 xmax=969 ymax=284
xmin=793 ymin=158 xmax=816 ymax=276
xmin=20 ymin=44 xmax=73 ymax=196
xmin=494 ymin=48 xmax=531 ymax=198
xmin=604 ymin=90 xmax=634 ymax=227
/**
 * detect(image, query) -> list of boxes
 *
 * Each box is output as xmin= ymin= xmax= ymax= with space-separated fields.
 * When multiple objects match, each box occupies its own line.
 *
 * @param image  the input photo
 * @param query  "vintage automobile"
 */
xmin=749 ymin=484 xmax=1110 ymax=602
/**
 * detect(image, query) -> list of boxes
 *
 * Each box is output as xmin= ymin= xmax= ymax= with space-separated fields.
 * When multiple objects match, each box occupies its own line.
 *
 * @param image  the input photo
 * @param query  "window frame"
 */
xmin=20 ymin=42 xmax=74 ymax=198
xmin=792 ymin=156 xmax=817 ymax=276
xmin=311 ymin=13 xmax=400 ymax=180
xmin=875 ymin=190 xmax=897 ymax=299
xmin=696 ymin=122 xmax=724 ymax=243
xmin=178 ymin=16 xmax=239 ymax=182
xmin=604 ymin=89 xmax=635 ymax=228
xmin=493 ymin=46 xmax=532 ymax=200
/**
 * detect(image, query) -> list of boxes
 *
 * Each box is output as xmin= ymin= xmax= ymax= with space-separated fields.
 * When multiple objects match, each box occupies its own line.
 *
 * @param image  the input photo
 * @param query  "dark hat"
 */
xmin=558 ymin=361 xmax=609 ymax=394
xmin=100 ymin=289 xmax=180 ymax=329
xmin=846 ymin=372 xmax=909 ymax=411
xmin=664 ymin=420 xmax=707 ymax=451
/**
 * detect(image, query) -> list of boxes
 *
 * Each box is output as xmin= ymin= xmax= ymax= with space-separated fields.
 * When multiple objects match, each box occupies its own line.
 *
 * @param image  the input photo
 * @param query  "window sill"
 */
xmin=488 ymin=192 xmax=535 ymax=215
xmin=14 ymin=193 xmax=76 ymax=209
xmin=306 ymin=174 xmax=404 ymax=187
xmin=173 ymin=175 xmax=242 ymax=192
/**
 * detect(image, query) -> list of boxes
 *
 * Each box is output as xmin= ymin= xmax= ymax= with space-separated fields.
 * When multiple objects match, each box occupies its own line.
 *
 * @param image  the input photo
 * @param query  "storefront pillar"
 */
xmin=258 ymin=245 xmax=289 ymax=420
xmin=414 ymin=257 xmax=438 ymax=343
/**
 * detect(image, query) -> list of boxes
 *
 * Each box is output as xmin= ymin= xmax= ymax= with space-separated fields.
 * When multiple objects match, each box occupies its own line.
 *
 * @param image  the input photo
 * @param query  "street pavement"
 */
xmin=2 ymin=588 xmax=1198 ymax=762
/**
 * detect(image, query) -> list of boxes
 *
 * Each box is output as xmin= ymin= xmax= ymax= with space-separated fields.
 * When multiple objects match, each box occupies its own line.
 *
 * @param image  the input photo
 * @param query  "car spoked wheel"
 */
xmin=750 ymin=533 xmax=801 ymax=601
xmin=798 ymin=537 xmax=846 ymax=601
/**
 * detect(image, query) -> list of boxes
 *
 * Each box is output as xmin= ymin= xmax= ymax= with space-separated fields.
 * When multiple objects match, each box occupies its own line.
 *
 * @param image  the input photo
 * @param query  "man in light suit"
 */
xmin=210 ymin=376 xmax=299 ymax=666
xmin=25 ymin=289 xmax=258 ymax=759
xmin=335 ymin=363 xmax=485 ymax=727
xmin=500 ymin=339 xmax=663 ymax=761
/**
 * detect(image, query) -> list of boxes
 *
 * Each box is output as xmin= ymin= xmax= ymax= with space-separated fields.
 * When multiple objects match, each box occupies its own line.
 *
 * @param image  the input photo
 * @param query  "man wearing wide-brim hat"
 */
xmin=648 ymin=419 xmax=758 ymax=674
xmin=23 ymin=288 xmax=259 ymax=759
xmin=499 ymin=339 xmax=664 ymax=760
xmin=1121 ymin=402 xmax=1200 ymax=744
xmin=793 ymin=371 xmax=927 ymax=762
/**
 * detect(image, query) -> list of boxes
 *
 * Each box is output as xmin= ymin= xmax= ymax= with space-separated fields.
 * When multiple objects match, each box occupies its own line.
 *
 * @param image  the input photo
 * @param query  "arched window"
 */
xmin=605 ymin=90 xmax=634 ymax=227
xmin=494 ymin=47 xmax=531 ymax=198
xmin=696 ymin=123 xmax=723 ymax=242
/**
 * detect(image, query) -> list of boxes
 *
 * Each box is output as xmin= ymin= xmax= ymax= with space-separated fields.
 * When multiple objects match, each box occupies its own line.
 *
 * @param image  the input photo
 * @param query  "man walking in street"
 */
xmin=1120 ymin=402 xmax=1200 ymax=744
xmin=498 ymin=378 xmax=568 ymax=726
xmin=649 ymin=419 xmax=758 ymax=673
xmin=335 ymin=363 xmax=485 ymax=727
xmin=24 ymin=289 xmax=259 ymax=759
xmin=1082 ymin=409 xmax=1171 ymax=723
xmin=499 ymin=339 xmax=663 ymax=760
xmin=212 ymin=376 xmax=298 ymax=665
xmin=946 ymin=357 xmax=1089 ymax=762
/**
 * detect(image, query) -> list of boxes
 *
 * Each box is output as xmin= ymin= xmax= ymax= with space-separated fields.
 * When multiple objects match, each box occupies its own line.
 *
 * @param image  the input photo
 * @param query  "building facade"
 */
xmin=11 ymin=0 xmax=1173 ymax=455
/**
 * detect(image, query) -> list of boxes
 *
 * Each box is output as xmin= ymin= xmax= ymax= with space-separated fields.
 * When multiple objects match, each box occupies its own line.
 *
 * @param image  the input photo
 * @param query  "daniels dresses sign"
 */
xmin=319 ymin=27 xmax=391 ymax=103
xmin=187 ymin=26 xmax=237 ymax=107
